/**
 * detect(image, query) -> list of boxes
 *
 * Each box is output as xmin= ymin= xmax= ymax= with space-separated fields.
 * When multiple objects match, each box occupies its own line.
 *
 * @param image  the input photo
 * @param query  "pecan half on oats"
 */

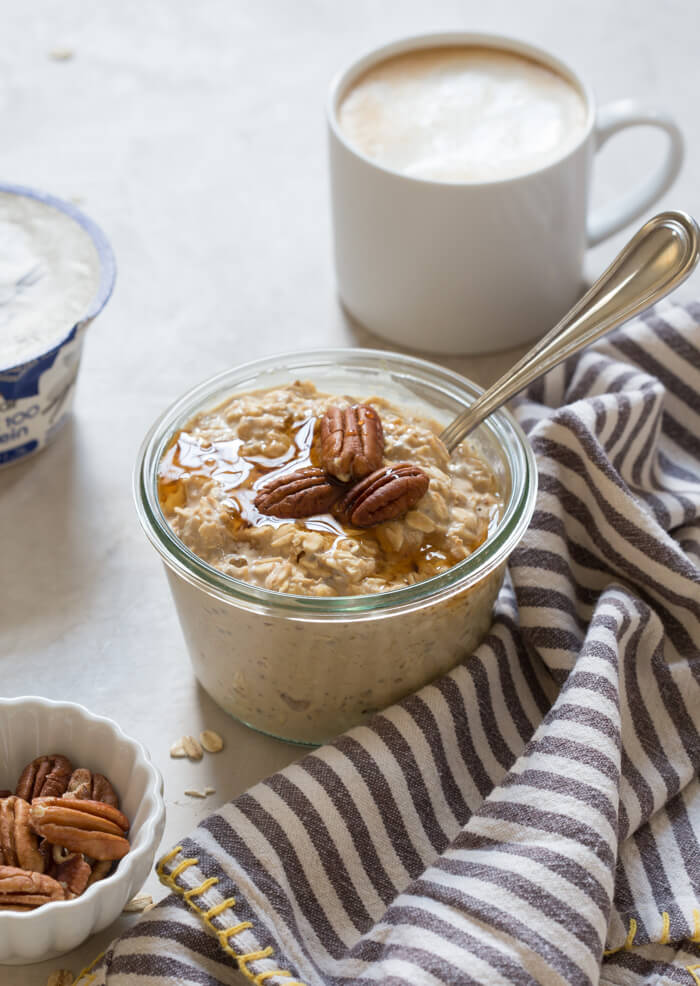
xmin=320 ymin=404 xmax=384 ymax=482
xmin=30 ymin=798 xmax=130 ymax=862
xmin=254 ymin=467 xmax=342 ymax=518
xmin=63 ymin=768 xmax=119 ymax=808
xmin=335 ymin=463 xmax=430 ymax=527
xmin=0 ymin=865 xmax=66 ymax=909
xmin=0 ymin=796 xmax=45 ymax=872
xmin=16 ymin=754 xmax=72 ymax=801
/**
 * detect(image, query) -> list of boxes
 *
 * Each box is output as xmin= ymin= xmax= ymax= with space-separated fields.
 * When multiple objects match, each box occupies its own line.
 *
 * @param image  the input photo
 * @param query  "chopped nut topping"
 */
xmin=184 ymin=789 xmax=206 ymax=798
xmin=169 ymin=740 xmax=187 ymax=758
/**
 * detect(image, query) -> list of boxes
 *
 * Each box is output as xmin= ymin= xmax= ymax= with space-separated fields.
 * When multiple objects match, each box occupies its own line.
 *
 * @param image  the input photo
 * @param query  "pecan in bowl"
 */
xmin=63 ymin=767 xmax=120 ymax=807
xmin=16 ymin=755 xmax=72 ymax=802
xmin=0 ymin=866 xmax=66 ymax=910
xmin=0 ymin=755 xmax=132 ymax=911
xmin=0 ymin=696 xmax=165 ymax=965
xmin=31 ymin=798 xmax=130 ymax=863
xmin=0 ymin=796 xmax=45 ymax=873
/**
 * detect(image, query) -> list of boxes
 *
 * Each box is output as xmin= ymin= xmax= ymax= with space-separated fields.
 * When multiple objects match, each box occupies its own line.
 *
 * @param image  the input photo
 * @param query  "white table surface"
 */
xmin=2 ymin=1 xmax=700 ymax=981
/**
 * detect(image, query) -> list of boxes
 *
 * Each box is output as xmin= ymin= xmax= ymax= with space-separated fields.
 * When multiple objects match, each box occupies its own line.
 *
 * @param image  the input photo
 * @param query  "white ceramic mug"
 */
xmin=327 ymin=33 xmax=684 ymax=354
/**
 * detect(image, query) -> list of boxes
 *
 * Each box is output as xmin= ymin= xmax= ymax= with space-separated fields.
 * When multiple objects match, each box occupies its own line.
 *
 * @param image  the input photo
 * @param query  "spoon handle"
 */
xmin=439 ymin=210 xmax=700 ymax=453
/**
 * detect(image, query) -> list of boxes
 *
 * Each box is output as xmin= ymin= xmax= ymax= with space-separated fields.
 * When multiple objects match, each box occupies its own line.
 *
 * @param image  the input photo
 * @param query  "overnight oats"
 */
xmin=136 ymin=350 xmax=536 ymax=744
xmin=158 ymin=382 xmax=501 ymax=597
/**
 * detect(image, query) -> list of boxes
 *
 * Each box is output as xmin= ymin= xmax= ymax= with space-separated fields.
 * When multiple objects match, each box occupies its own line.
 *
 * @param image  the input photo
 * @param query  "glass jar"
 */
xmin=134 ymin=349 xmax=536 ymax=745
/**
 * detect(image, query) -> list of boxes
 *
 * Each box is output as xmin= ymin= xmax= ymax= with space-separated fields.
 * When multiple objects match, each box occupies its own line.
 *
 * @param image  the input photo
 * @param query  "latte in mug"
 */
xmin=329 ymin=33 xmax=682 ymax=352
xmin=338 ymin=46 xmax=588 ymax=183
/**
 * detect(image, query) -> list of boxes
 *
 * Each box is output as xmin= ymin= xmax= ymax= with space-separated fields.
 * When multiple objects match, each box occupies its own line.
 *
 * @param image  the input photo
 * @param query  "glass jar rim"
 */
xmin=134 ymin=347 xmax=537 ymax=619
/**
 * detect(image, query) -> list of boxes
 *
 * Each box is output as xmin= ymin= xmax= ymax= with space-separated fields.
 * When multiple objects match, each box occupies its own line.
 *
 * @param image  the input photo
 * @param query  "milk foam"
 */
xmin=338 ymin=46 xmax=588 ymax=182
xmin=0 ymin=192 xmax=101 ymax=367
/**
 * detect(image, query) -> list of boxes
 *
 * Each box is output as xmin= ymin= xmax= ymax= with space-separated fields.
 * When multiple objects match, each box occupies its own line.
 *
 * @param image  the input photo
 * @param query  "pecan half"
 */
xmin=52 ymin=852 xmax=92 ymax=897
xmin=254 ymin=467 xmax=342 ymax=519
xmin=87 ymin=859 xmax=114 ymax=886
xmin=16 ymin=755 xmax=72 ymax=801
xmin=63 ymin=768 xmax=119 ymax=808
xmin=320 ymin=404 xmax=384 ymax=482
xmin=30 ymin=798 xmax=130 ymax=862
xmin=0 ymin=797 xmax=45 ymax=872
xmin=0 ymin=865 xmax=66 ymax=909
xmin=335 ymin=463 xmax=430 ymax=527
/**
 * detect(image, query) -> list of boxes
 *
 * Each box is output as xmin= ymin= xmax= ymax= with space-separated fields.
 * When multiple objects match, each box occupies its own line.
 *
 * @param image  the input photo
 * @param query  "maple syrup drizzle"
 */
xmin=158 ymin=412 xmax=493 ymax=581
xmin=159 ymin=416 xmax=347 ymax=537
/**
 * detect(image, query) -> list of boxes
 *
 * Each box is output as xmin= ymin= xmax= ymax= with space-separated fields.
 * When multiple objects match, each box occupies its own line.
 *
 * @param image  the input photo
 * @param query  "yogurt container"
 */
xmin=0 ymin=184 xmax=115 ymax=468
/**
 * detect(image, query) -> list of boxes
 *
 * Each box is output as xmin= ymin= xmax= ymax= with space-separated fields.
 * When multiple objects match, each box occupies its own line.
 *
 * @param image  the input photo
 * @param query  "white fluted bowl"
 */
xmin=0 ymin=696 xmax=165 ymax=964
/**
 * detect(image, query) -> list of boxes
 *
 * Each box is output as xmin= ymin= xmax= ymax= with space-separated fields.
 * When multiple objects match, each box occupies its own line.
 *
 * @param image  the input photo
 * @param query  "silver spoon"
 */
xmin=439 ymin=210 xmax=700 ymax=453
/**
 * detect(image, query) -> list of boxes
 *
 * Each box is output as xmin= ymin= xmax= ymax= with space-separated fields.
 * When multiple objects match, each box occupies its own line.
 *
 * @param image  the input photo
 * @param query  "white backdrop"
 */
xmin=1 ymin=1 xmax=699 ymax=981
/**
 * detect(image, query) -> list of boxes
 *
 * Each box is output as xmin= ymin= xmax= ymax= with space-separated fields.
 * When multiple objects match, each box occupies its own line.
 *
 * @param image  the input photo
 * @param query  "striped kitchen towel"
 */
xmin=86 ymin=300 xmax=700 ymax=986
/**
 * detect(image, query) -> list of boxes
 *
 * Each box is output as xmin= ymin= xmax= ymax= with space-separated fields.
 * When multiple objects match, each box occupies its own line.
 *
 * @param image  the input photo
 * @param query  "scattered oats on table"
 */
xmin=122 ymin=893 xmax=153 ymax=913
xmin=199 ymin=729 xmax=224 ymax=753
xmin=182 ymin=735 xmax=204 ymax=760
xmin=172 ymin=731 xmax=223 ymax=758
xmin=46 ymin=972 xmax=74 ymax=986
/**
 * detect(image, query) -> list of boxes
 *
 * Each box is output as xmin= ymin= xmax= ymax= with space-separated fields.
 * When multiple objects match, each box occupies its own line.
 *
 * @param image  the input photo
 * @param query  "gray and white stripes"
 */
xmin=89 ymin=300 xmax=700 ymax=986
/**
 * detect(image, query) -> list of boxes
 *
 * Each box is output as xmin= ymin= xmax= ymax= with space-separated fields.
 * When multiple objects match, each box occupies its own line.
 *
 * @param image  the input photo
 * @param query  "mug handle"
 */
xmin=587 ymin=99 xmax=684 ymax=247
